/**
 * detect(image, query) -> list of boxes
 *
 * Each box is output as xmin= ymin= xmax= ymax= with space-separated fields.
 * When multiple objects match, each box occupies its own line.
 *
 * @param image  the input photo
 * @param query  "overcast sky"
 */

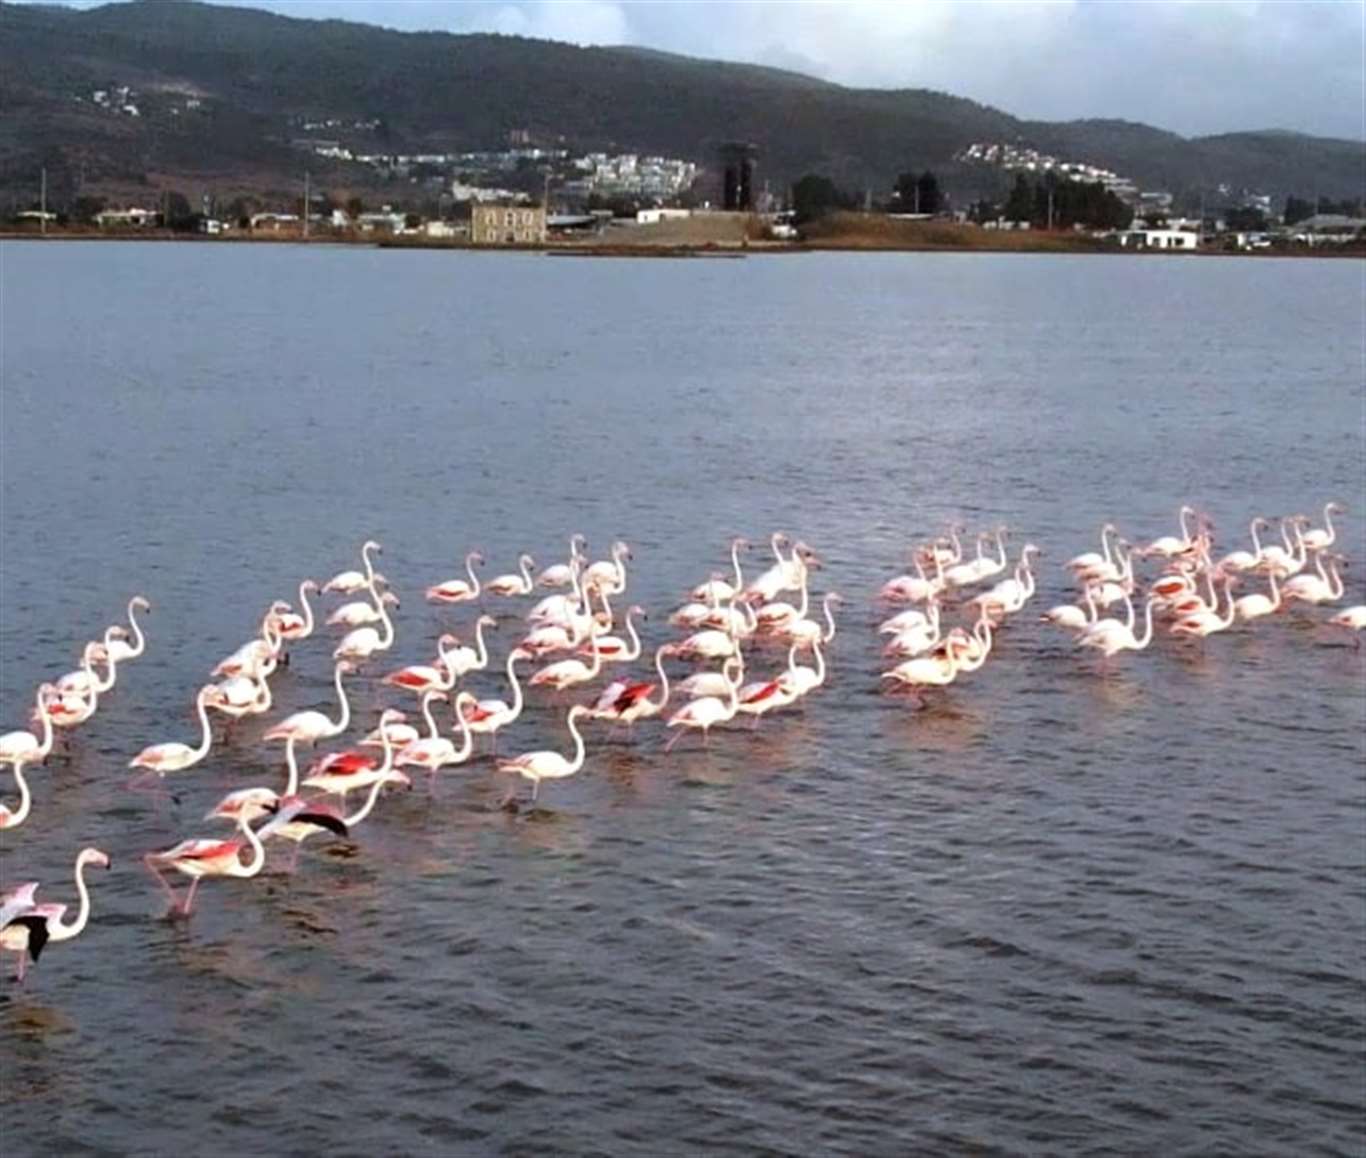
xmin=45 ymin=0 xmax=1366 ymax=139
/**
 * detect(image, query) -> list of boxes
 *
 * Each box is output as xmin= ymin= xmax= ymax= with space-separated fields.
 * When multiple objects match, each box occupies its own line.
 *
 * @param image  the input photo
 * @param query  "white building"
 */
xmin=1116 ymin=229 xmax=1200 ymax=250
xmin=636 ymin=208 xmax=691 ymax=224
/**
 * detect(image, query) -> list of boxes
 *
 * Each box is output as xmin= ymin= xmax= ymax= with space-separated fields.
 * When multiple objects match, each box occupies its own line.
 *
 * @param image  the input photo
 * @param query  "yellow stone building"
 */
xmin=471 ymin=203 xmax=547 ymax=245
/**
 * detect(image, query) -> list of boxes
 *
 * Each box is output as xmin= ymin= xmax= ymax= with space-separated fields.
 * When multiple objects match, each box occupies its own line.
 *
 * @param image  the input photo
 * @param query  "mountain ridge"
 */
xmin=1 ymin=0 xmax=1359 ymax=206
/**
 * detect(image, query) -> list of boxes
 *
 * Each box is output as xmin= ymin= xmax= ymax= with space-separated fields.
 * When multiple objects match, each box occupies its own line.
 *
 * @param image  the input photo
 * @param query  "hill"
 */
xmin=1 ymin=0 xmax=1359 ymax=209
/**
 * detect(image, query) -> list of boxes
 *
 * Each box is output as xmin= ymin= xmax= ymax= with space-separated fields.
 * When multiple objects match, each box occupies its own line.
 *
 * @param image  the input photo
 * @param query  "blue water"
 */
xmin=1 ymin=242 xmax=1363 ymax=1155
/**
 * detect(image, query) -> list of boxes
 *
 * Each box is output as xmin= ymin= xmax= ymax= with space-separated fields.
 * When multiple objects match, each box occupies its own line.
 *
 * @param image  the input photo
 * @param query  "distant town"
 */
xmin=6 ymin=112 xmax=1362 ymax=254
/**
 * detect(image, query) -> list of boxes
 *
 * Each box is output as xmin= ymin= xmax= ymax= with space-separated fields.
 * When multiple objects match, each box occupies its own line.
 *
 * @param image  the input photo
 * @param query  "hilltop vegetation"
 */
xmin=1 ymin=1 xmax=1360 ymax=208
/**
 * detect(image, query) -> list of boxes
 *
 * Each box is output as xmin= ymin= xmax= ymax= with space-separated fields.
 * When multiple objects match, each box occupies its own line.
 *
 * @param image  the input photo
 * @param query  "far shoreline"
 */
xmin=1 ymin=227 xmax=1360 ymax=260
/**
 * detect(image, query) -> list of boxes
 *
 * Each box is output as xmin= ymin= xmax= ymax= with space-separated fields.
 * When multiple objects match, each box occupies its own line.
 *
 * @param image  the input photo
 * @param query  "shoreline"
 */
xmin=1 ymin=228 xmax=1360 ymax=259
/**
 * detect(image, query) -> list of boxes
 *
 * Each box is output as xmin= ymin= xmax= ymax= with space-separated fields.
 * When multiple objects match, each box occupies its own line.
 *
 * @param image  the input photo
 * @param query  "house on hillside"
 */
xmin=1115 ymin=228 xmax=1200 ymax=250
xmin=96 ymin=207 xmax=158 ymax=228
xmin=471 ymin=203 xmax=546 ymax=245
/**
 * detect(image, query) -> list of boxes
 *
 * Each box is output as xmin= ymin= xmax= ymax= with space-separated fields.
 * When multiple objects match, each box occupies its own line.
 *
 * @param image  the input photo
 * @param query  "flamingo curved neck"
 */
xmin=505 ymin=652 xmax=525 ymax=722
xmin=331 ymin=664 xmax=352 ymax=734
xmin=565 ymin=712 xmax=586 ymax=773
xmin=4 ymin=763 xmax=31 ymax=826
xmin=651 ymin=646 xmax=671 ymax=708
xmin=421 ymin=692 xmax=442 ymax=739
xmin=373 ymin=577 xmax=394 ymax=649
xmin=1134 ymin=600 xmax=1156 ymax=649
xmin=812 ymin=641 xmax=826 ymax=687
xmin=125 ymin=598 xmax=147 ymax=657
xmin=730 ymin=542 xmax=745 ymax=592
xmin=1178 ymin=507 xmax=1194 ymax=542
xmin=473 ymin=619 xmax=490 ymax=668
xmin=297 ymin=581 xmax=316 ymax=635
xmin=624 ymin=610 xmax=642 ymax=659
xmin=284 ymin=737 xmax=300 ymax=795
xmin=233 ymin=817 xmax=267 ymax=878
xmin=436 ymin=636 xmax=460 ymax=685
xmin=821 ymin=596 xmax=838 ymax=642
xmin=519 ymin=556 xmax=535 ymax=591
xmin=465 ymin=554 xmax=481 ymax=597
xmin=361 ymin=542 xmax=378 ymax=587
xmin=49 ymin=853 xmax=99 ymax=941
xmin=1322 ymin=504 xmax=1338 ymax=545
xmin=451 ymin=699 xmax=473 ymax=762
xmin=192 ymin=692 xmax=214 ymax=760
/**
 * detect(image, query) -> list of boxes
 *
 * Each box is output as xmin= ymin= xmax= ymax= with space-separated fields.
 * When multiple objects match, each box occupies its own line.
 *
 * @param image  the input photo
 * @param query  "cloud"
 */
xmin=24 ymin=0 xmax=1366 ymax=137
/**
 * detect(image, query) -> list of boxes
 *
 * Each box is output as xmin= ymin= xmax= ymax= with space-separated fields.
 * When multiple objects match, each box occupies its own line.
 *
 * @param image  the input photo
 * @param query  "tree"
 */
xmin=1225 ymin=206 xmax=1267 ymax=232
xmin=164 ymin=190 xmax=195 ymax=230
xmin=1005 ymin=174 xmax=1033 ymax=223
xmin=1283 ymin=196 xmax=1313 ymax=225
xmin=71 ymin=194 xmax=106 ymax=223
xmin=915 ymin=171 xmax=941 ymax=215
xmin=345 ymin=195 xmax=365 ymax=220
xmin=791 ymin=174 xmax=848 ymax=224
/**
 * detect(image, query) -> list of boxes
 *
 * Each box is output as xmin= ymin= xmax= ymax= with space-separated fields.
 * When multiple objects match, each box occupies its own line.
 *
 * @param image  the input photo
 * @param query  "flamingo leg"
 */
xmin=16 ymin=950 xmax=27 ymax=984
xmin=664 ymin=729 xmax=684 ymax=754
xmin=530 ymin=777 xmax=540 ymax=802
xmin=145 ymin=858 xmax=184 ymax=915
xmin=288 ymin=841 xmax=302 ymax=874
xmin=181 ymin=877 xmax=201 ymax=917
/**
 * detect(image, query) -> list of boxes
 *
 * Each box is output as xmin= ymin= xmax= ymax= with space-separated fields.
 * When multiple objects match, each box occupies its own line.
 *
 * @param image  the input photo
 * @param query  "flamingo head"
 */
xmin=520 ymin=554 xmax=536 ymax=568
xmin=382 ymin=591 xmax=401 ymax=607
xmin=795 ymin=542 xmax=824 ymax=568
xmin=426 ymin=690 xmax=450 ymax=704
xmin=1327 ymin=501 xmax=1346 ymax=514
xmin=78 ymin=847 xmax=112 ymax=871
xmin=568 ymin=704 xmax=591 ymax=721
xmin=363 ymin=539 xmax=383 ymax=555
xmin=732 ymin=536 xmax=751 ymax=550
xmin=335 ymin=660 xmax=358 ymax=676
xmin=302 ymin=579 xmax=320 ymax=593
xmin=570 ymin=533 xmax=587 ymax=555
xmin=453 ymin=691 xmax=478 ymax=712
xmin=509 ymin=648 xmax=533 ymax=662
xmin=131 ymin=595 xmax=152 ymax=612
xmin=826 ymin=592 xmax=846 ymax=606
xmin=268 ymin=599 xmax=292 ymax=615
xmin=199 ymin=683 xmax=226 ymax=705
xmin=437 ymin=632 xmax=459 ymax=648
xmin=468 ymin=551 xmax=486 ymax=567
xmin=628 ymin=604 xmax=647 ymax=620
xmin=478 ymin=614 xmax=498 ymax=628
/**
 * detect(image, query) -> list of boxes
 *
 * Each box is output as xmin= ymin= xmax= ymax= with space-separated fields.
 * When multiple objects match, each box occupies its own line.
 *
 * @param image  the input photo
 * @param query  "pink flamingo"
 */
xmin=263 ymin=660 xmax=354 ymax=744
xmin=427 ymin=551 xmax=484 ymax=604
xmin=497 ymin=704 xmax=591 ymax=802
xmin=1 ymin=848 xmax=111 ymax=982
xmin=664 ymin=658 xmax=741 ymax=751
xmin=144 ymin=810 xmax=270 ymax=919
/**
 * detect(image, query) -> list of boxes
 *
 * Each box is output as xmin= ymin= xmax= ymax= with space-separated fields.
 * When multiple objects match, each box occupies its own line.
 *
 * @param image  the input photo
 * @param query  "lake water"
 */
xmin=1 ymin=242 xmax=1363 ymax=1155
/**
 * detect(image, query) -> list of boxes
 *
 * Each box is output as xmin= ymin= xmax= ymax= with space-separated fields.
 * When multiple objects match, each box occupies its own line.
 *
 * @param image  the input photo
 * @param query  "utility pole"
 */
xmin=40 ymin=166 xmax=47 ymax=235
xmin=1047 ymin=180 xmax=1055 ymax=231
xmin=303 ymin=170 xmax=310 ymax=240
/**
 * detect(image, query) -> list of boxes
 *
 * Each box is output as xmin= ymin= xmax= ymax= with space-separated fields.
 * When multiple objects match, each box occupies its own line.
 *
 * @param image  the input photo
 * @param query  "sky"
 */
xmin=35 ymin=0 xmax=1366 ymax=139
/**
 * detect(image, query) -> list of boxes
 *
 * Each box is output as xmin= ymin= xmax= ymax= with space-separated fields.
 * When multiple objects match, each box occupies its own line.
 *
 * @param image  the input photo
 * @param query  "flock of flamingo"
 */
xmin=0 ymin=504 xmax=1360 ymax=982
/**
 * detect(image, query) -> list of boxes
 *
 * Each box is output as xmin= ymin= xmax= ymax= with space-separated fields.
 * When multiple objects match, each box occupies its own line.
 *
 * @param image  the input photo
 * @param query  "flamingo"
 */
xmin=881 ymin=648 xmax=959 ymax=694
xmin=969 ymin=544 xmax=1040 ymax=617
xmin=591 ymin=644 xmax=673 ymax=726
xmin=56 ymin=641 xmax=117 ymax=697
xmin=498 ymin=704 xmax=591 ymax=802
xmin=536 ymin=534 xmax=587 ymax=589
xmin=1215 ymin=517 xmax=1271 ymax=575
xmin=302 ymin=710 xmax=409 ymax=802
xmin=323 ymin=539 xmax=383 ymax=595
xmin=1233 ymin=571 xmax=1282 ymax=622
xmin=333 ymin=576 xmax=396 ymax=661
xmin=691 ymin=538 xmax=749 ymax=603
xmin=673 ymin=622 xmax=741 ymax=661
xmin=742 ymin=532 xmax=793 ymax=604
xmin=256 ymin=736 xmax=410 ymax=870
xmin=1040 ymin=587 xmax=1099 ymax=632
xmin=882 ymin=617 xmax=943 ymax=659
xmin=327 ymin=588 xmax=399 ymax=629
xmin=917 ymin=525 xmax=965 ymax=569
xmin=44 ymin=681 xmax=100 ymax=731
xmin=383 ymin=634 xmax=461 ymax=695
xmin=754 ymin=561 xmax=809 ymax=632
xmin=459 ymin=647 xmax=531 ymax=751
xmin=664 ymin=658 xmax=741 ymax=750
xmin=879 ymin=602 xmax=941 ymax=636
xmin=530 ymin=630 xmax=602 ymax=691
xmin=128 ymin=685 xmax=218 ymax=782
xmin=1300 ymin=501 xmax=1346 ymax=552
xmin=583 ymin=540 xmax=632 ymax=596
xmin=396 ymin=692 xmax=478 ymax=787
xmin=677 ymin=651 xmax=744 ymax=699
xmin=1077 ymin=597 xmax=1159 ymax=658
xmin=578 ymin=604 xmax=645 ymax=662
xmin=205 ymin=737 xmax=304 ymax=824
xmin=736 ymin=646 xmax=801 ymax=724
xmin=361 ymin=692 xmax=443 ymax=750
xmin=1327 ymin=606 xmax=1366 ymax=639
xmin=270 ymin=579 xmax=320 ymax=641
xmin=213 ymin=611 xmax=284 ymax=680
xmin=1142 ymin=504 xmax=1201 ymax=558
xmin=0 ymin=685 xmax=57 ymax=767
xmin=879 ymin=556 xmax=942 ymax=604
xmin=1066 ymin=523 xmax=1119 ymax=575
xmin=781 ymin=638 xmax=827 ymax=698
xmin=444 ymin=615 xmax=498 ymax=678
xmin=941 ymin=533 xmax=992 ymax=588
xmin=671 ymin=584 xmax=722 ymax=629
xmin=1281 ymin=553 xmax=1345 ymax=605
xmin=263 ymin=660 xmax=354 ymax=744
xmin=1 ymin=848 xmax=111 ymax=982
xmin=487 ymin=554 xmax=537 ymax=597
xmin=528 ymin=561 xmax=587 ymax=629
xmin=966 ymin=527 xmax=1010 ymax=583
xmin=207 ymin=672 xmax=272 ymax=720
xmin=1256 ymin=517 xmax=1308 ymax=577
xmin=104 ymin=595 xmax=151 ymax=663
xmin=1170 ymin=578 xmax=1237 ymax=638
xmin=777 ymin=592 xmax=843 ymax=648
xmin=144 ymin=810 xmax=270 ymax=919
xmin=427 ymin=551 xmax=485 ymax=604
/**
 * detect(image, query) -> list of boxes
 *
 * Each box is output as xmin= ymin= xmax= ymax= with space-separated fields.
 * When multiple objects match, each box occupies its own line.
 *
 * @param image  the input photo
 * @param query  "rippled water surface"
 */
xmin=1 ymin=242 xmax=1363 ymax=1155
